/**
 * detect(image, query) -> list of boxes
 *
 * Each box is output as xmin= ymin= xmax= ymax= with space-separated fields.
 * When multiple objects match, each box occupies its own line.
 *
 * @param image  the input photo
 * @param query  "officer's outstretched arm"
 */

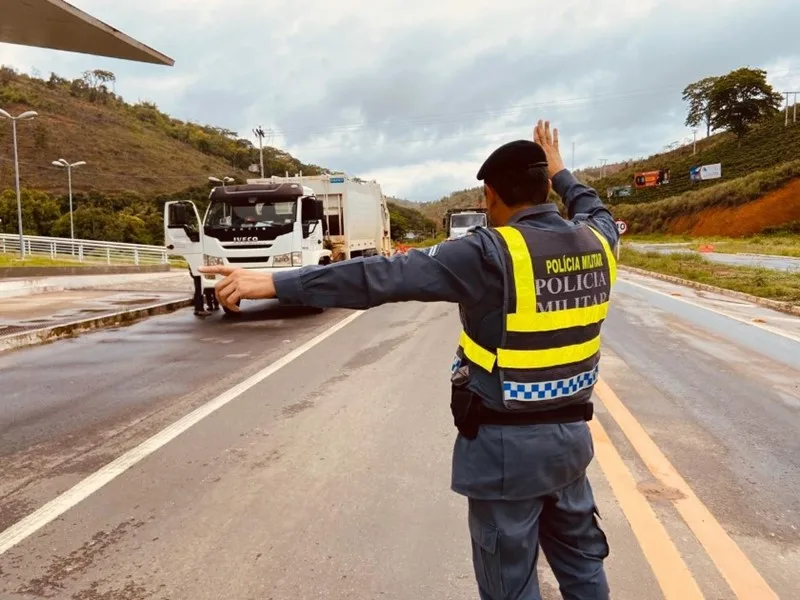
xmin=552 ymin=169 xmax=619 ymax=248
xmin=271 ymin=234 xmax=493 ymax=310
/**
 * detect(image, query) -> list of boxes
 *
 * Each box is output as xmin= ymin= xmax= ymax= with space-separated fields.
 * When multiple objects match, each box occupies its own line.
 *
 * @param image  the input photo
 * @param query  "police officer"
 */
xmin=200 ymin=120 xmax=618 ymax=600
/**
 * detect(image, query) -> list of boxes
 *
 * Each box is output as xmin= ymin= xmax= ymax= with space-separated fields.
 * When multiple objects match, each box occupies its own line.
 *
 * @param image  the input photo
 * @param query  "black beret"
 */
xmin=476 ymin=140 xmax=548 ymax=181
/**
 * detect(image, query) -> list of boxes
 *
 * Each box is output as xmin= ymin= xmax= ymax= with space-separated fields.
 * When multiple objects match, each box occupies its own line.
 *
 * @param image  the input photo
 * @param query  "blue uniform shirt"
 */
xmin=273 ymin=169 xmax=619 ymax=500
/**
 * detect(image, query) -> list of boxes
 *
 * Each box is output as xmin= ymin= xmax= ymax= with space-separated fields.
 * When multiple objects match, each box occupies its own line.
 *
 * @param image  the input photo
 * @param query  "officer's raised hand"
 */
xmin=533 ymin=120 xmax=566 ymax=179
xmin=197 ymin=266 xmax=276 ymax=312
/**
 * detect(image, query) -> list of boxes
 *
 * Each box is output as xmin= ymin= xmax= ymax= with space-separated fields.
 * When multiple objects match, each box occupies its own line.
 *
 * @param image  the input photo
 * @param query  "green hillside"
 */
xmin=0 ymin=66 xmax=325 ymax=195
xmin=612 ymin=159 xmax=800 ymax=234
xmin=0 ymin=66 xmax=327 ymax=245
xmin=596 ymin=107 xmax=800 ymax=205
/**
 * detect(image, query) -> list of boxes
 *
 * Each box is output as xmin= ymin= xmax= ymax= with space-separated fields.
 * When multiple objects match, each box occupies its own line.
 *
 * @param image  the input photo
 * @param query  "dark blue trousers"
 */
xmin=468 ymin=472 xmax=609 ymax=599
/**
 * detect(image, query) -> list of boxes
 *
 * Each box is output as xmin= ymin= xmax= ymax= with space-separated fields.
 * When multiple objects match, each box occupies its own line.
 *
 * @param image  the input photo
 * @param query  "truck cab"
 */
xmin=446 ymin=210 xmax=488 ymax=240
xmin=165 ymin=182 xmax=328 ymax=309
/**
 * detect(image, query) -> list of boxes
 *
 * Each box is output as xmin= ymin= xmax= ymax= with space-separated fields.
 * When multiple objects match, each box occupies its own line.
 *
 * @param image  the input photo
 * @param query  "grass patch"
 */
xmin=0 ymin=253 xmax=86 ymax=267
xmin=619 ymin=247 xmax=800 ymax=304
xmin=627 ymin=234 xmax=800 ymax=258
xmin=169 ymin=256 xmax=189 ymax=269
xmin=403 ymin=234 xmax=448 ymax=248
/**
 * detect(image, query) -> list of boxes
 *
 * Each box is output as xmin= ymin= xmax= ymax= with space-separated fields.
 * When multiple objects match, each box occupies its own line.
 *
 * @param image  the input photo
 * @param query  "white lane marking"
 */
xmin=619 ymin=277 xmax=800 ymax=344
xmin=0 ymin=310 xmax=365 ymax=555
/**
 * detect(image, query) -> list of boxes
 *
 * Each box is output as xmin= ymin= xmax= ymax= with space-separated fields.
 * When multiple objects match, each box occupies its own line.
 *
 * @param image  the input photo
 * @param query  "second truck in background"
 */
xmin=443 ymin=208 xmax=488 ymax=240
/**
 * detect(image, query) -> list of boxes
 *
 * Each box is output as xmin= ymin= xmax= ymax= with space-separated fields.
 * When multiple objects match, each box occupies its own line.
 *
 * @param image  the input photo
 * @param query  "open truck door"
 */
xmin=164 ymin=201 xmax=203 ymax=275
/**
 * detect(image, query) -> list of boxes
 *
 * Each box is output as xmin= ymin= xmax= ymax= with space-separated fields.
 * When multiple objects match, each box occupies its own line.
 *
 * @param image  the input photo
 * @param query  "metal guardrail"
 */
xmin=0 ymin=234 xmax=169 ymax=265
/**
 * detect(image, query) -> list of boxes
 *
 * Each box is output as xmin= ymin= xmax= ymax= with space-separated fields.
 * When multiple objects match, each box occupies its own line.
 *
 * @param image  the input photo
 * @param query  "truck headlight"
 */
xmin=272 ymin=252 xmax=302 ymax=267
xmin=204 ymin=255 xmax=224 ymax=266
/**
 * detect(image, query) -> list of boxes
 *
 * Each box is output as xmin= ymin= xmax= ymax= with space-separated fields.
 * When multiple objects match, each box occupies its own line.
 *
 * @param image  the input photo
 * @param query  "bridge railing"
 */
xmin=0 ymin=233 xmax=169 ymax=265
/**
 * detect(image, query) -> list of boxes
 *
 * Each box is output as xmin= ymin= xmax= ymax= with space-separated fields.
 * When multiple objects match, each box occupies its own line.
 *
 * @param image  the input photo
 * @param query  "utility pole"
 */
xmin=0 ymin=108 xmax=38 ymax=258
xmin=784 ymin=92 xmax=800 ymax=126
xmin=253 ymin=126 xmax=266 ymax=178
xmin=786 ymin=92 xmax=790 ymax=127
xmin=692 ymin=129 xmax=698 ymax=155
xmin=599 ymin=158 xmax=608 ymax=179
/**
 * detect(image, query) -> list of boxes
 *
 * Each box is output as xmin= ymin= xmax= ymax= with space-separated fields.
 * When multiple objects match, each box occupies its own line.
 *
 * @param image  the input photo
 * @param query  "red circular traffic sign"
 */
xmin=615 ymin=220 xmax=628 ymax=235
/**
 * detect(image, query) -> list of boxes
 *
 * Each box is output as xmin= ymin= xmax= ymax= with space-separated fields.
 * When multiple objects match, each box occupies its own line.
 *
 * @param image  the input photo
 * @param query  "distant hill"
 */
xmin=386 ymin=201 xmax=438 ymax=240
xmin=594 ymin=107 xmax=800 ymax=205
xmin=613 ymin=159 xmax=800 ymax=236
xmin=0 ymin=66 xmax=325 ymax=196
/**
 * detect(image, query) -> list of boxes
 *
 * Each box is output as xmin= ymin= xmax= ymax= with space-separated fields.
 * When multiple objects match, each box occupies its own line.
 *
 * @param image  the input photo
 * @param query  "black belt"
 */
xmin=451 ymin=386 xmax=593 ymax=440
xmin=479 ymin=398 xmax=593 ymax=425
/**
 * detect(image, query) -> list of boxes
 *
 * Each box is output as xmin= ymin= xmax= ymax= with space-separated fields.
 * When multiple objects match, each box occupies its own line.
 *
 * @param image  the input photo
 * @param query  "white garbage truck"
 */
xmin=164 ymin=173 xmax=391 ymax=313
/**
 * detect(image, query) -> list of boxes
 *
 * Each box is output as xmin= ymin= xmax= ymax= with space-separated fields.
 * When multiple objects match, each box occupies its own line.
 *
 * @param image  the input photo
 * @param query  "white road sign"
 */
xmin=616 ymin=220 xmax=628 ymax=235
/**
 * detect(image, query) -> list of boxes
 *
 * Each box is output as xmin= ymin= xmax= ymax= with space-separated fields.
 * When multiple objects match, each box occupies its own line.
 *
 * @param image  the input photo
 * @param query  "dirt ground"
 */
xmin=668 ymin=178 xmax=800 ymax=236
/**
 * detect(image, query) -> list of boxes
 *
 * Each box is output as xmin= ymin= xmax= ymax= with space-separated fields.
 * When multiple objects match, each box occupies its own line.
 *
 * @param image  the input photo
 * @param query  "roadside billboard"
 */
xmin=607 ymin=185 xmax=634 ymax=199
xmin=634 ymin=169 xmax=670 ymax=188
xmin=690 ymin=163 xmax=722 ymax=181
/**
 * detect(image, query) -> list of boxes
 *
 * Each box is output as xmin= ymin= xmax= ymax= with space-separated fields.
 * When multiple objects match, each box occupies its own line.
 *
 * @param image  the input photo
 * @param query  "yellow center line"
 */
xmin=594 ymin=378 xmax=778 ymax=599
xmin=590 ymin=417 xmax=704 ymax=599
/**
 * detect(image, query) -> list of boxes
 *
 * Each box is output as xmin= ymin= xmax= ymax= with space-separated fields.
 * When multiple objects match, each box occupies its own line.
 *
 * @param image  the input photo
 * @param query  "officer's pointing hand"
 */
xmin=534 ymin=119 xmax=566 ymax=179
xmin=197 ymin=266 xmax=276 ymax=312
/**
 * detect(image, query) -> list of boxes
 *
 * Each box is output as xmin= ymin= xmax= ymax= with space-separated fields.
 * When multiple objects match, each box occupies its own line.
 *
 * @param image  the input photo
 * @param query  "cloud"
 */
xmin=1 ymin=0 xmax=799 ymax=200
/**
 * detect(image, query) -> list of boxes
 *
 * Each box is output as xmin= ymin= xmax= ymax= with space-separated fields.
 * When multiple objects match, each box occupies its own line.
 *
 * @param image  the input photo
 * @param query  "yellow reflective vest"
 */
xmin=454 ymin=223 xmax=616 ymax=409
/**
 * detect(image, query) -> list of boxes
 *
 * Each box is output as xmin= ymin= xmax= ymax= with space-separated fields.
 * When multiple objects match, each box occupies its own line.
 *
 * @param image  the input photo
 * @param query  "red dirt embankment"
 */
xmin=668 ymin=179 xmax=800 ymax=237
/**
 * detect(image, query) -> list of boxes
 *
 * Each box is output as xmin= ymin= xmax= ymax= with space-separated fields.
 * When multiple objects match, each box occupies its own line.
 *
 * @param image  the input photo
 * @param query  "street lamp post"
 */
xmin=52 ymin=158 xmax=87 ymax=246
xmin=0 ymin=108 xmax=38 ymax=258
xmin=208 ymin=176 xmax=234 ymax=187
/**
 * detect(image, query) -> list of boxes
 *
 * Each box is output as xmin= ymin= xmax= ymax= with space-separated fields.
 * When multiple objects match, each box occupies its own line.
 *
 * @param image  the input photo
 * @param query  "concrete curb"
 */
xmin=0 ymin=297 xmax=193 ymax=354
xmin=0 ymin=264 xmax=170 ymax=279
xmin=720 ymin=251 xmax=800 ymax=261
xmin=619 ymin=265 xmax=800 ymax=317
xmin=0 ymin=271 xmax=183 ymax=299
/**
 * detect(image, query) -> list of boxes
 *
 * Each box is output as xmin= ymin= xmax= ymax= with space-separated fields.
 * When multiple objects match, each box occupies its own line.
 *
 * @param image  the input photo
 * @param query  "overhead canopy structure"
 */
xmin=0 ymin=0 xmax=174 ymax=66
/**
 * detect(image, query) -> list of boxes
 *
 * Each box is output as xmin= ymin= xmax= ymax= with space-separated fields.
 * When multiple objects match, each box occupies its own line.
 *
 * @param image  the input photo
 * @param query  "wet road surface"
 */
xmin=628 ymin=242 xmax=800 ymax=272
xmin=0 ymin=271 xmax=798 ymax=599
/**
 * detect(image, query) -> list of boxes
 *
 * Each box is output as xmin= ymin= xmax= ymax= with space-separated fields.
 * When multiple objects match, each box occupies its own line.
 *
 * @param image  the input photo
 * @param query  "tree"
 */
xmin=81 ymin=69 xmax=116 ymax=102
xmin=0 ymin=189 xmax=61 ymax=235
xmin=682 ymin=76 xmax=718 ymax=137
xmin=387 ymin=201 xmax=437 ymax=240
xmin=708 ymin=68 xmax=783 ymax=140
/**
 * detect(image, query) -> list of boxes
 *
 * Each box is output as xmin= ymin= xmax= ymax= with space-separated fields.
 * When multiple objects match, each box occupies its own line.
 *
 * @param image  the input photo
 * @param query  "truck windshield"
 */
xmin=451 ymin=213 xmax=486 ymax=228
xmin=205 ymin=197 xmax=298 ymax=229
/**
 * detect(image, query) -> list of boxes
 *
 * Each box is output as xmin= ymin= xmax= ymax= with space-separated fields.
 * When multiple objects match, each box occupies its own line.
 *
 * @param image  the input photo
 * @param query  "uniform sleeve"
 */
xmin=552 ymin=169 xmax=619 ymax=248
xmin=272 ymin=234 xmax=493 ymax=310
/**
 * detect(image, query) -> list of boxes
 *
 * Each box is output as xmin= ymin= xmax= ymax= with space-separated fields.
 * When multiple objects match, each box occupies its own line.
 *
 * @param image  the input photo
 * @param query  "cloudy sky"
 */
xmin=2 ymin=0 xmax=799 ymax=200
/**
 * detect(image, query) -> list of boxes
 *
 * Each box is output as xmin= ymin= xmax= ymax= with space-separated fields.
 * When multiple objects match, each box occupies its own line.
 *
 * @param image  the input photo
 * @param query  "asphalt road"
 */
xmin=0 ymin=271 xmax=798 ymax=599
xmin=628 ymin=242 xmax=800 ymax=272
